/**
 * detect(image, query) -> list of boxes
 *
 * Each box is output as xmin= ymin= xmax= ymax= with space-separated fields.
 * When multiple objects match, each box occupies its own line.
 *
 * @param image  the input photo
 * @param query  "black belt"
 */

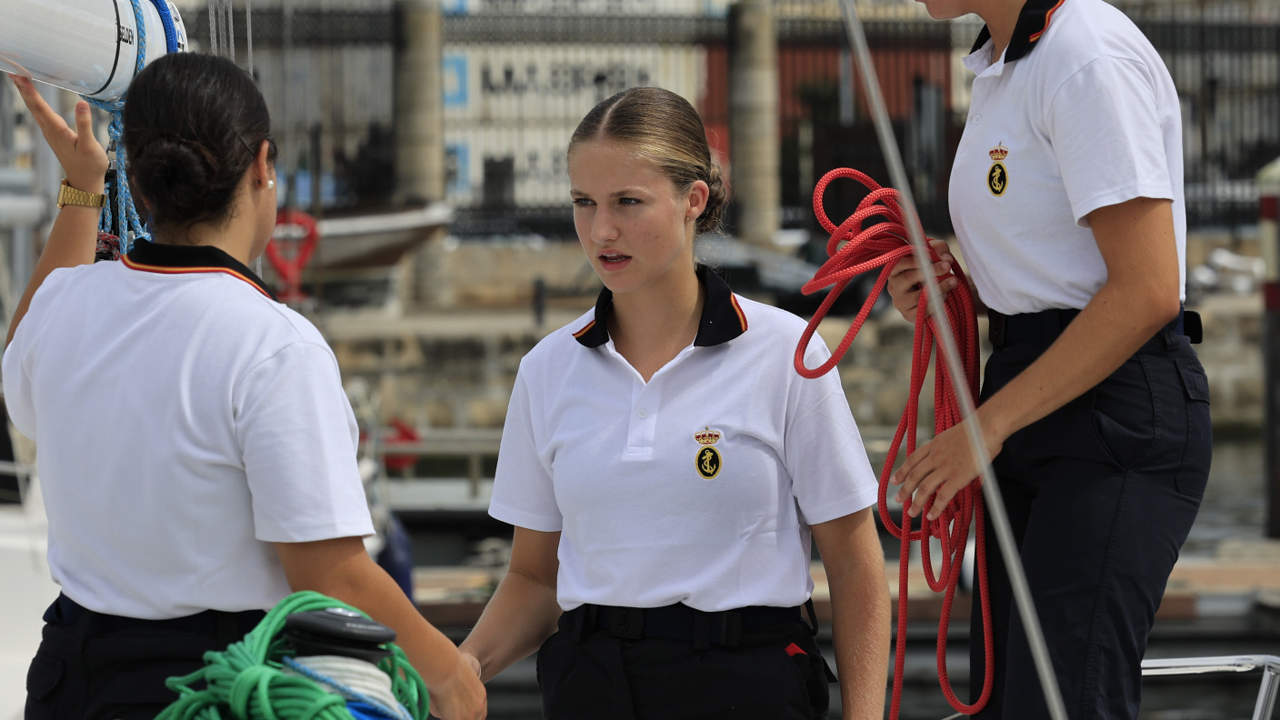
xmin=988 ymin=307 xmax=1202 ymax=351
xmin=48 ymin=593 xmax=265 ymax=649
xmin=560 ymin=601 xmax=814 ymax=650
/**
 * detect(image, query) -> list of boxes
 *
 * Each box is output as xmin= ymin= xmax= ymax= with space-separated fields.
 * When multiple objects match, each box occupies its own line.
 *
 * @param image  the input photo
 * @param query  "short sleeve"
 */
xmin=784 ymin=338 xmax=879 ymax=525
xmin=2 ymin=323 xmax=36 ymax=440
xmin=489 ymin=363 xmax=562 ymax=532
xmin=2 ymin=268 xmax=74 ymax=439
xmin=1047 ymin=56 xmax=1174 ymax=225
xmin=234 ymin=342 xmax=373 ymax=542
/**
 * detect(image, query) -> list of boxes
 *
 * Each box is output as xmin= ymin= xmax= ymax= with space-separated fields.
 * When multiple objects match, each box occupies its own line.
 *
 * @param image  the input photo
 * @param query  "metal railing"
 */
xmin=1142 ymin=654 xmax=1280 ymax=720
xmin=0 ymin=458 xmax=34 ymax=505
xmin=362 ymin=428 xmax=502 ymax=502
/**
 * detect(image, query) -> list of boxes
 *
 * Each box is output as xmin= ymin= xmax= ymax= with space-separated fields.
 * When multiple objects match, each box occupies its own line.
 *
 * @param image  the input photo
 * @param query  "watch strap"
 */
xmin=57 ymin=180 xmax=107 ymax=209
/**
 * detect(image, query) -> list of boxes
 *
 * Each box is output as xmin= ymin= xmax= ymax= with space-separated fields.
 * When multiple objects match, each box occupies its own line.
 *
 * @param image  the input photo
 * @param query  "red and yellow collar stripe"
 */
xmin=729 ymin=294 xmax=748 ymax=333
xmin=121 ymin=255 xmax=274 ymax=300
xmin=1028 ymin=0 xmax=1066 ymax=43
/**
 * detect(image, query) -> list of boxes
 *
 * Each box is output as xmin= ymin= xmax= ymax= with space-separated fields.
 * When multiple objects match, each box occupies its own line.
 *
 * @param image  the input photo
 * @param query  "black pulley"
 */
xmin=281 ymin=607 xmax=396 ymax=665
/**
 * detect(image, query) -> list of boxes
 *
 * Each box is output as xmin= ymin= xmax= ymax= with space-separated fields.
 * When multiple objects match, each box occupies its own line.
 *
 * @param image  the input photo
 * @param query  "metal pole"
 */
xmin=394 ymin=0 xmax=444 ymax=204
xmin=1260 ymin=157 xmax=1280 ymax=540
xmin=394 ymin=0 xmax=446 ymax=310
xmin=835 ymin=3 xmax=1068 ymax=718
xmin=0 ymin=79 xmax=13 ymax=165
xmin=1253 ymin=665 xmax=1279 ymax=720
xmin=10 ymin=225 xmax=31 ymax=315
xmin=728 ymin=0 xmax=780 ymax=247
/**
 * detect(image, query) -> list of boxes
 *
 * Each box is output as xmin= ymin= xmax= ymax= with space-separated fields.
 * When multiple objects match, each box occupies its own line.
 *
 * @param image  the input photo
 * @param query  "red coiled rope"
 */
xmin=792 ymin=168 xmax=993 ymax=719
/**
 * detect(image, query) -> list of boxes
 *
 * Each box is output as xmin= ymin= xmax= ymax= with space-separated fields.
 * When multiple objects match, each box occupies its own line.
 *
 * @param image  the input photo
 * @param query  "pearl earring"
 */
xmin=267 ymin=179 xmax=275 ymax=189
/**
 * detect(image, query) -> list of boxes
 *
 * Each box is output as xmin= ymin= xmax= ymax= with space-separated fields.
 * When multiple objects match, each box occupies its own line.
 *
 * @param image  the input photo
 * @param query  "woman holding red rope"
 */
xmin=886 ymin=0 xmax=1211 ymax=717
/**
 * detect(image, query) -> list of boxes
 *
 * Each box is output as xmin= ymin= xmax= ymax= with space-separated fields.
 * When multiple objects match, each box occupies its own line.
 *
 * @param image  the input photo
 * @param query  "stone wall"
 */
xmin=329 ymin=228 xmax=1268 ymax=434
xmin=325 ymin=291 xmax=1265 ymax=436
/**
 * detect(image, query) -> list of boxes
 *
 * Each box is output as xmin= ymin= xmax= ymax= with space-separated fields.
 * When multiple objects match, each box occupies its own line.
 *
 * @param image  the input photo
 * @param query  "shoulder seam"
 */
xmin=1043 ymin=54 xmax=1151 ymax=130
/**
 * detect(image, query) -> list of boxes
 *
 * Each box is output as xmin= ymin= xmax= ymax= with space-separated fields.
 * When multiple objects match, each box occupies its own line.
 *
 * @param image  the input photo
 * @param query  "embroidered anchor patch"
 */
xmin=988 ymin=143 xmax=1009 ymax=197
xmin=694 ymin=427 xmax=723 ymax=480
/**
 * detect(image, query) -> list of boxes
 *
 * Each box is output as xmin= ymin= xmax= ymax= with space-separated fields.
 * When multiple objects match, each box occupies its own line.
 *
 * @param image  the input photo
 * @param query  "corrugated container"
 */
xmin=443 ymin=43 xmax=705 ymax=122
xmin=254 ymin=46 xmax=394 ymax=131
xmin=702 ymin=43 xmax=952 ymax=131
xmin=443 ymin=43 xmax=706 ymax=207
xmin=445 ymin=124 xmax=576 ymax=207
xmin=443 ymin=0 xmax=730 ymax=16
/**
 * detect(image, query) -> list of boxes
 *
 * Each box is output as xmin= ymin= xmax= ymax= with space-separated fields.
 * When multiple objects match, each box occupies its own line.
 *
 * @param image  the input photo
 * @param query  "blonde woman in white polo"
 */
xmin=887 ymin=0 xmax=1211 ymax=717
xmin=460 ymin=87 xmax=890 ymax=720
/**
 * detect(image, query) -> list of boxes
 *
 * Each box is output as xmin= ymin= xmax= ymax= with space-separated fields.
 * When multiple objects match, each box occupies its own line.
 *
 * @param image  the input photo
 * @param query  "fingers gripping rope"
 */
xmin=794 ymin=168 xmax=994 ymax=719
xmin=86 ymin=0 xmax=181 ymax=253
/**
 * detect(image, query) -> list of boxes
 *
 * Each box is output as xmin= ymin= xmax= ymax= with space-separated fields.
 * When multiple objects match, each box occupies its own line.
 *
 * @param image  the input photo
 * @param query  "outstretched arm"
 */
xmin=275 ymin=537 xmax=487 ymax=720
xmin=460 ymin=527 xmax=562 ymax=682
xmin=5 ymin=75 xmax=107 ymax=347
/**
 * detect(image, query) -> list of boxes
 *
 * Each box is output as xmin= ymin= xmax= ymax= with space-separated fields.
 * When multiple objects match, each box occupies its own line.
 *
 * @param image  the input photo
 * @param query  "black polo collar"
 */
xmin=122 ymin=240 xmax=277 ymax=300
xmin=572 ymin=264 xmax=749 ymax=349
xmin=970 ymin=0 xmax=1066 ymax=63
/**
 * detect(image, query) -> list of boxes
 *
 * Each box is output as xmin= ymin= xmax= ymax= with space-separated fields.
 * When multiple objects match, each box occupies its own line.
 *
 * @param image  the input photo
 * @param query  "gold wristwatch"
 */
xmin=56 ymin=180 xmax=107 ymax=210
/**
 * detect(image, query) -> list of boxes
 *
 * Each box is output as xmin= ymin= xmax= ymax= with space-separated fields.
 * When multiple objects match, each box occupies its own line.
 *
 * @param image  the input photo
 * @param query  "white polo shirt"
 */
xmin=948 ymin=0 xmax=1186 ymax=315
xmin=489 ymin=265 xmax=879 ymax=612
xmin=3 ymin=241 xmax=373 ymax=620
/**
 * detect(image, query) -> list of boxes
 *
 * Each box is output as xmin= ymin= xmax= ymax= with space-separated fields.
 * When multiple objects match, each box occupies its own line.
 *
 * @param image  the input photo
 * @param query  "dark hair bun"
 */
xmin=698 ymin=162 xmax=727 ymax=234
xmin=122 ymin=53 xmax=272 ymax=235
xmin=128 ymin=136 xmax=238 ymax=230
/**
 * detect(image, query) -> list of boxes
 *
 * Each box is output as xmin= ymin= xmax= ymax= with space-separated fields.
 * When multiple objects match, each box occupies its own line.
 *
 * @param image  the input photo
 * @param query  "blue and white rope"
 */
xmin=281 ymin=656 xmax=414 ymax=720
xmin=84 ymin=0 xmax=180 ymax=252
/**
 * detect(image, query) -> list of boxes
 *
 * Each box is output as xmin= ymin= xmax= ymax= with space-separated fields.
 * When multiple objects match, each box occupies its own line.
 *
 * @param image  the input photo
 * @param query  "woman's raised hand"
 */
xmin=9 ymin=75 xmax=108 ymax=193
xmin=885 ymin=238 xmax=959 ymax=323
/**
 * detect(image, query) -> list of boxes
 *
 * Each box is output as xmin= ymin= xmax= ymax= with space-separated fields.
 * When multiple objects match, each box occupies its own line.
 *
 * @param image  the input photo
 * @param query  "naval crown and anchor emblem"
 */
xmin=987 ymin=143 xmax=1009 ymax=197
xmin=694 ymin=427 xmax=723 ymax=480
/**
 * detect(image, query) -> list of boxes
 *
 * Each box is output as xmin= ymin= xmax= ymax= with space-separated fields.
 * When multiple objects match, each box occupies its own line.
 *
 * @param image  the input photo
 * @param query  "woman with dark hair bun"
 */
xmin=886 ymin=0 xmax=1210 ymax=717
xmin=459 ymin=87 xmax=891 ymax=719
xmin=5 ymin=55 xmax=484 ymax=720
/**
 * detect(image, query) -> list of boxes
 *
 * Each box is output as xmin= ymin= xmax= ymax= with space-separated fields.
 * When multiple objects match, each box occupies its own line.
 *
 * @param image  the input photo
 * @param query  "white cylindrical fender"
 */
xmin=0 ymin=0 xmax=187 ymax=102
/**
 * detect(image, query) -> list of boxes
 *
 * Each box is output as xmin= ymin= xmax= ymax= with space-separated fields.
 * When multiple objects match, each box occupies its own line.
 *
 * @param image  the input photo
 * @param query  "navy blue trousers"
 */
xmin=970 ymin=311 xmax=1212 ymax=719
xmin=25 ymin=594 xmax=263 ymax=719
xmin=537 ymin=604 xmax=831 ymax=719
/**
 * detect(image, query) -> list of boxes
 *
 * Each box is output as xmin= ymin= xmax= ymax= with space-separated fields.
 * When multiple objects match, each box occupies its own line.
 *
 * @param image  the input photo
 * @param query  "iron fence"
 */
xmin=171 ymin=1 xmax=1280 ymax=235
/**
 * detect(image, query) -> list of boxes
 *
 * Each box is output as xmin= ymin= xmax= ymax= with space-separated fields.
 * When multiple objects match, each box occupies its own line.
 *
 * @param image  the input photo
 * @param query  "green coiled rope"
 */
xmin=156 ymin=591 xmax=430 ymax=720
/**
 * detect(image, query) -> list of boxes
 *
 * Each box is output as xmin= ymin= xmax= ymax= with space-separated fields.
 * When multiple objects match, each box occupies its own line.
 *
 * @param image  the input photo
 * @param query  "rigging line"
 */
xmin=224 ymin=0 xmax=235 ymax=63
xmin=833 ymin=3 xmax=1068 ymax=719
xmin=245 ymin=0 xmax=254 ymax=80
xmin=207 ymin=0 xmax=221 ymax=57
xmin=206 ymin=2 xmax=214 ymax=57
xmin=246 ymin=0 xmax=259 ymax=279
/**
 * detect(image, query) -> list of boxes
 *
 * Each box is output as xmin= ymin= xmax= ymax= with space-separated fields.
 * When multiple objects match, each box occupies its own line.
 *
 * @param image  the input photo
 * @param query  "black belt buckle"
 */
xmin=714 ymin=611 xmax=743 ymax=648
xmin=570 ymin=605 xmax=598 ymax=643
xmin=607 ymin=607 xmax=645 ymax=641
xmin=1183 ymin=310 xmax=1202 ymax=344
xmin=988 ymin=311 xmax=1007 ymax=348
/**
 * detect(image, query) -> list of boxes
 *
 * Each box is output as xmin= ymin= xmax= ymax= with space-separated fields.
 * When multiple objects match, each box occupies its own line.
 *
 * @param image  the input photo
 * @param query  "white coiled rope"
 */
xmin=282 ymin=655 xmax=414 ymax=720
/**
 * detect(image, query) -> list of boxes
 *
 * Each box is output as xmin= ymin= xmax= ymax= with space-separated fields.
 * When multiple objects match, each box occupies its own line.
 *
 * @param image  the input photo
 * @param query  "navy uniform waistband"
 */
xmin=560 ymin=602 xmax=815 ymax=650
xmin=988 ymin=307 xmax=1202 ymax=352
xmin=46 ymin=593 xmax=265 ymax=646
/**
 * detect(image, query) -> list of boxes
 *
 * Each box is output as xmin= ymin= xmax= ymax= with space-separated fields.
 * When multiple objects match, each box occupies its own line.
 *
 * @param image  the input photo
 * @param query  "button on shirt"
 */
xmin=948 ymin=0 xmax=1186 ymax=315
xmin=489 ymin=267 xmax=879 ymax=612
